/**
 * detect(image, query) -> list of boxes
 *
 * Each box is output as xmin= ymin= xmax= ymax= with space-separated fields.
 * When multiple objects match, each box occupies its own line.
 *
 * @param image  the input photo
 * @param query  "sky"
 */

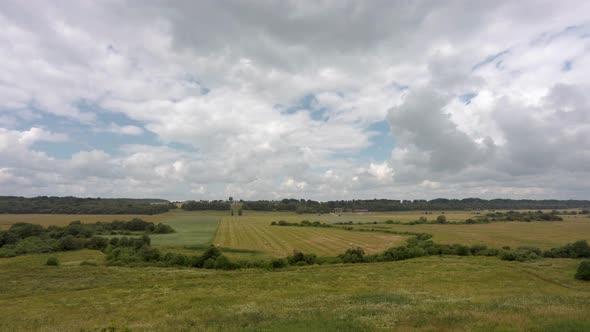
xmin=1 ymin=1 xmax=590 ymax=201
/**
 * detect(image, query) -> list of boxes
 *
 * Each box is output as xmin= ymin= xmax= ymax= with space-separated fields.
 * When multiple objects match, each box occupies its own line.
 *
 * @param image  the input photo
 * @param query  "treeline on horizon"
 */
xmin=182 ymin=198 xmax=590 ymax=213
xmin=0 ymin=196 xmax=175 ymax=214
xmin=3 ymin=196 xmax=590 ymax=215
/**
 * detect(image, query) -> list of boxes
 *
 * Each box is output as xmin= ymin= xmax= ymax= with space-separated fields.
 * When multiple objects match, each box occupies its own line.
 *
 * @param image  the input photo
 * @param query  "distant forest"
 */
xmin=3 ymin=196 xmax=590 ymax=215
xmin=0 ymin=196 xmax=175 ymax=214
xmin=183 ymin=198 xmax=590 ymax=214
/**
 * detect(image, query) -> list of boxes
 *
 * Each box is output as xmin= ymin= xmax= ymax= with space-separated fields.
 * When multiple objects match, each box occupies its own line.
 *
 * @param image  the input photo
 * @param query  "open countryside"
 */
xmin=1 ymin=197 xmax=590 ymax=330
xmin=3 ymin=1 xmax=590 ymax=331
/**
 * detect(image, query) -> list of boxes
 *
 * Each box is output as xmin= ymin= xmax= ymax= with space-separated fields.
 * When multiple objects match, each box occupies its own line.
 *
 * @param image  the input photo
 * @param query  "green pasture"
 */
xmin=1 ymin=251 xmax=589 ymax=331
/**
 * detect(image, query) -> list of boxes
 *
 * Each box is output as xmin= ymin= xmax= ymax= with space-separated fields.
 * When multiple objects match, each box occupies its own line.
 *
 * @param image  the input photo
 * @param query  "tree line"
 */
xmin=0 ymin=219 xmax=174 ymax=257
xmin=0 ymin=196 xmax=175 ymax=214
xmin=182 ymin=198 xmax=590 ymax=213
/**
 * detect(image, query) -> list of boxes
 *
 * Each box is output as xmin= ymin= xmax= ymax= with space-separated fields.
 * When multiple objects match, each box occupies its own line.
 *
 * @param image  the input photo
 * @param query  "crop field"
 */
xmin=310 ymin=210 xmax=480 ymax=223
xmin=354 ymin=219 xmax=590 ymax=249
xmin=214 ymin=214 xmax=407 ymax=257
xmin=311 ymin=210 xmax=589 ymax=224
xmin=1 ymin=250 xmax=589 ymax=331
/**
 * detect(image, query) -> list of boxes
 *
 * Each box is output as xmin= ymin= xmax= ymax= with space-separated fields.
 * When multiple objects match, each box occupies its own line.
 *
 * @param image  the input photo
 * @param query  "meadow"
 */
xmin=1 ymin=250 xmax=589 ymax=331
xmin=1 ymin=209 xmax=590 ymax=331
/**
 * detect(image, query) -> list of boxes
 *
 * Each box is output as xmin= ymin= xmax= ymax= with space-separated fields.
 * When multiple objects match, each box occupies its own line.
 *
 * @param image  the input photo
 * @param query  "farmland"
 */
xmin=353 ymin=219 xmax=590 ymax=249
xmin=214 ymin=214 xmax=407 ymax=257
xmin=1 ymin=209 xmax=590 ymax=331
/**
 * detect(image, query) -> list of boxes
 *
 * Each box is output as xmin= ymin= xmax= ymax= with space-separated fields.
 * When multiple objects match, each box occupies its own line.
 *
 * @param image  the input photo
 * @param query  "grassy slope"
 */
xmin=1 ymin=250 xmax=590 ymax=331
xmin=214 ymin=214 xmax=407 ymax=257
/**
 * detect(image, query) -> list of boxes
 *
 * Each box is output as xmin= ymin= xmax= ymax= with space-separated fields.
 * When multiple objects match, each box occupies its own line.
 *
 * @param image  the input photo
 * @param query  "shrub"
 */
xmin=58 ymin=235 xmax=85 ymax=251
xmin=270 ymin=258 xmax=288 ymax=269
xmin=517 ymin=246 xmax=542 ymax=256
xmin=455 ymin=244 xmax=471 ymax=256
xmin=46 ymin=256 xmax=60 ymax=266
xmin=201 ymin=245 xmax=222 ymax=260
xmin=575 ymin=260 xmax=590 ymax=281
xmin=470 ymin=244 xmax=488 ymax=255
xmin=213 ymin=255 xmax=239 ymax=270
xmin=14 ymin=236 xmax=57 ymax=254
xmin=0 ymin=248 xmax=17 ymax=257
xmin=287 ymin=250 xmax=316 ymax=265
xmin=436 ymin=215 xmax=447 ymax=224
xmin=163 ymin=253 xmax=190 ymax=266
xmin=86 ymin=236 xmax=109 ymax=251
xmin=153 ymin=223 xmax=175 ymax=234
xmin=9 ymin=223 xmax=44 ymax=238
xmin=543 ymin=240 xmax=590 ymax=258
xmin=339 ymin=247 xmax=365 ymax=263
xmin=203 ymin=257 xmax=217 ymax=269
xmin=106 ymin=247 xmax=144 ymax=265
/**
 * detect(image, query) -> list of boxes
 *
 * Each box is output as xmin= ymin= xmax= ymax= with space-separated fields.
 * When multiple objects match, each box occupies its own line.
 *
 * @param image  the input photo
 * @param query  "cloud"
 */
xmin=0 ymin=1 xmax=589 ymax=199
xmin=97 ymin=123 xmax=144 ymax=136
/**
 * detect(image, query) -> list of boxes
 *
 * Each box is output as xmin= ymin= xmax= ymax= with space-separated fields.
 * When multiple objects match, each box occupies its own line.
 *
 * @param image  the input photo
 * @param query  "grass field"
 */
xmin=2 ymin=209 xmax=590 ymax=330
xmin=0 ymin=209 xmax=227 ymax=230
xmin=214 ymin=214 xmax=407 ymax=257
xmin=354 ymin=218 xmax=590 ymax=249
xmin=150 ymin=216 xmax=220 ymax=247
xmin=1 ymin=250 xmax=589 ymax=331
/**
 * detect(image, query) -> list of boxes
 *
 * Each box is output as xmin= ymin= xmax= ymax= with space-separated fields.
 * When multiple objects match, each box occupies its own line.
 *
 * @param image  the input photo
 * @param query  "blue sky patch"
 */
xmin=472 ymin=49 xmax=510 ymax=71
xmin=459 ymin=92 xmax=478 ymax=105
xmin=359 ymin=120 xmax=395 ymax=161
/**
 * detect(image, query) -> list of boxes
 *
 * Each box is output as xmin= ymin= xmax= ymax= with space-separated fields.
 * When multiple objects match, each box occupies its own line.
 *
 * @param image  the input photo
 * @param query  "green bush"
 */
xmin=0 ymin=247 xmax=17 ymax=257
xmin=338 ymin=247 xmax=365 ymax=263
xmin=270 ymin=258 xmax=288 ymax=269
xmin=46 ymin=256 xmax=60 ymax=266
xmin=543 ymin=240 xmax=590 ymax=258
xmin=213 ymin=255 xmax=239 ymax=270
xmin=287 ymin=250 xmax=316 ymax=265
xmin=152 ymin=223 xmax=175 ymax=234
xmin=575 ymin=260 xmax=590 ymax=281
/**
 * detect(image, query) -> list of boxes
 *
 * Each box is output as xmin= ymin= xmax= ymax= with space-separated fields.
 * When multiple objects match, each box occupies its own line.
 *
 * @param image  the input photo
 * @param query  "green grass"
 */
xmin=1 ymin=251 xmax=590 ymax=331
xmin=150 ymin=216 xmax=220 ymax=247
xmin=2 ymin=209 xmax=590 ymax=330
